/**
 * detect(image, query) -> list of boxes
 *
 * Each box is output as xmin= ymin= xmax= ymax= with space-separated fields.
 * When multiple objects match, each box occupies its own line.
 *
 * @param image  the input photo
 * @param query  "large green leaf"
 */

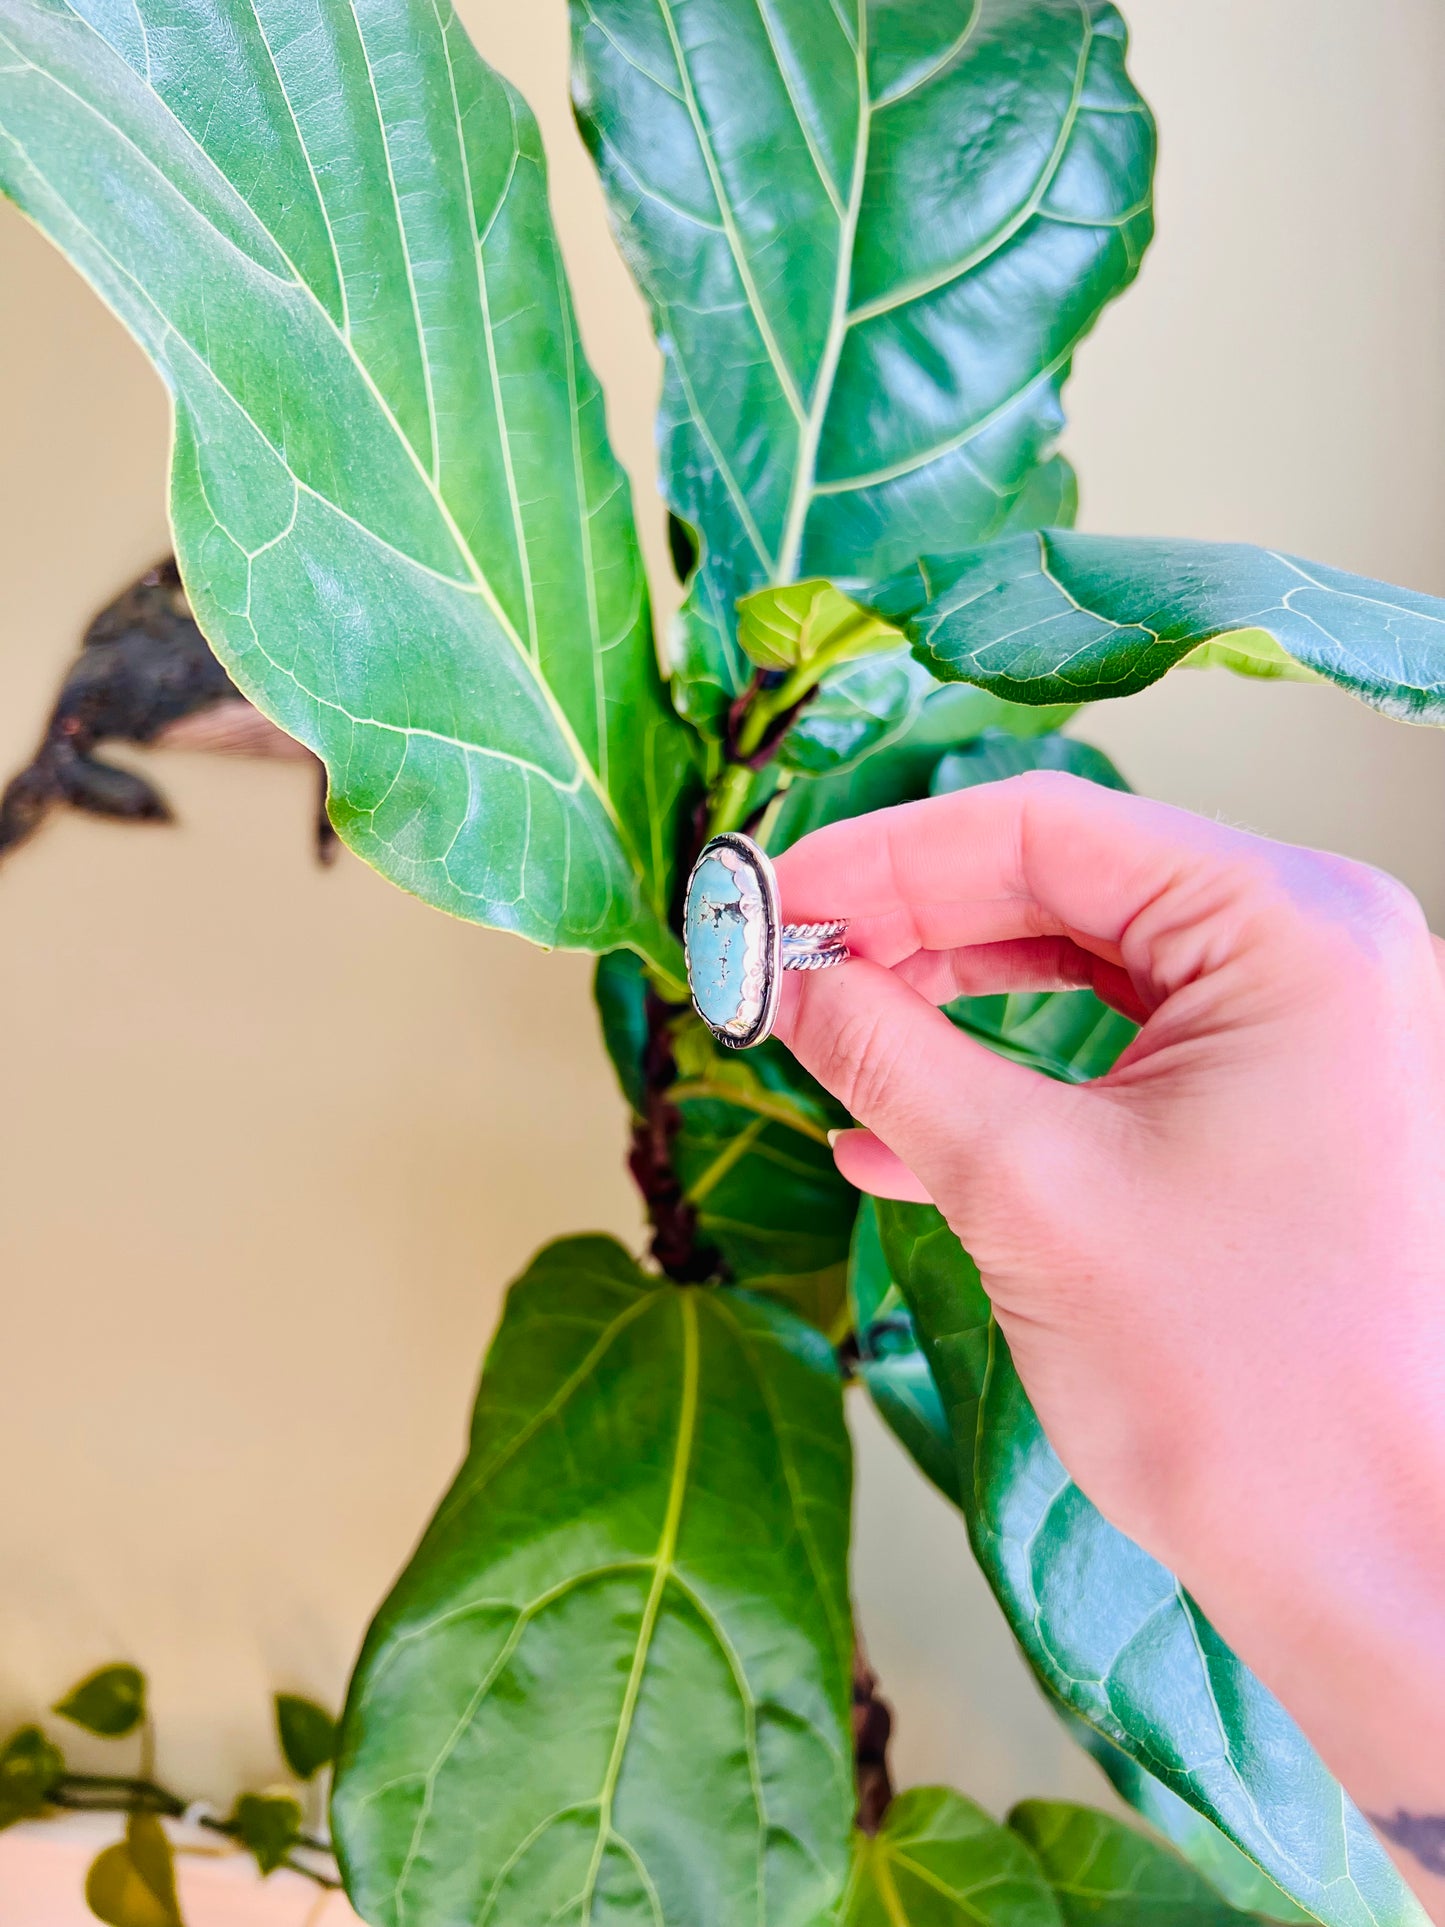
xmin=873 ymin=532 xmax=1445 ymax=723
xmin=842 ymin=1787 xmax=1064 ymax=1927
xmin=1009 ymin=1801 xmax=1283 ymax=1927
xmin=0 ymin=0 xmax=694 ymax=972
xmin=873 ymin=1201 xmax=1428 ymax=1927
xmin=572 ymin=0 xmax=1155 ymax=728
xmin=334 ymin=1235 xmax=854 ymax=1927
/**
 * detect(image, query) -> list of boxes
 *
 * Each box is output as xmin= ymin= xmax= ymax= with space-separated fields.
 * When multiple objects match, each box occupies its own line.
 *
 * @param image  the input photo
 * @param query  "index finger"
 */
xmin=770 ymin=770 xmax=1251 ymax=968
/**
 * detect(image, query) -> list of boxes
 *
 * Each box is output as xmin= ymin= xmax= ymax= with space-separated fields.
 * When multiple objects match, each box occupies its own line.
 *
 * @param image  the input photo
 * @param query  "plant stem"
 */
xmin=852 ymin=1646 xmax=895 ymax=1835
xmin=46 ymin=1775 xmax=339 ymax=1889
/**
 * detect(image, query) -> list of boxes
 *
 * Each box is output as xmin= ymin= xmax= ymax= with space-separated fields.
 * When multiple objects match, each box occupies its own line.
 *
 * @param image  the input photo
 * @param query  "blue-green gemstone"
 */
xmin=686 ymin=850 xmax=765 ymax=1037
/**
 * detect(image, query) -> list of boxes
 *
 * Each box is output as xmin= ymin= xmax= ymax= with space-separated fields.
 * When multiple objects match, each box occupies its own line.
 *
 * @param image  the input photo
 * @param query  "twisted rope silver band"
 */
xmin=780 ymin=919 xmax=849 ymax=970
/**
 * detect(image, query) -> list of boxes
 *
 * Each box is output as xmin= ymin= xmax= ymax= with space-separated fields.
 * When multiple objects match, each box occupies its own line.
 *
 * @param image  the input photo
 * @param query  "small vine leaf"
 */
xmin=874 ymin=532 xmax=1445 ymax=723
xmin=84 ymin=1814 xmax=184 ymax=1927
xmin=1009 ymin=1800 xmax=1284 ymax=1926
xmin=333 ymin=1235 xmax=855 ymax=1927
xmin=873 ymin=1201 xmax=1429 ymax=1927
xmin=842 ymin=1786 xmax=1063 ymax=1927
xmin=54 ymin=1664 xmax=146 ymax=1739
xmin=230 ymin=1791 xmax=304 ymax=1877
xmin=0 ymin=1725 xmax=65 ymax=1829
xmin=0 ymin=0 xmax=696 ymax=975
xmin=273 ymin=1695 xmax=338 ymax=1783
xmin=573 ymin=0 xmax=1155 ymax=721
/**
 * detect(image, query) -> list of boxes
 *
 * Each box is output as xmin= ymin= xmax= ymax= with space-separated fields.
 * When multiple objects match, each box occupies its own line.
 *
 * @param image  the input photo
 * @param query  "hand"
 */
xmin=774 ymin=771 xmax=1445 ymax=1916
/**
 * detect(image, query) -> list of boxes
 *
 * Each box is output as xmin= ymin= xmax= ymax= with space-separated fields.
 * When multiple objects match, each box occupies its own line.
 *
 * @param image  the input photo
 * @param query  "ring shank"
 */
xmin=780 ymin=921 xmax=849 ymax=971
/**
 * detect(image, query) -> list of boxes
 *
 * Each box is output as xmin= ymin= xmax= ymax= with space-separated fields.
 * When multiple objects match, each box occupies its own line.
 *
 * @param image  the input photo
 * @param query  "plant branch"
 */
xmin=46 ymin=1774 xmax=339 ymax=1889
xmin=852 ymin=1645 xmax=895 ymax=1835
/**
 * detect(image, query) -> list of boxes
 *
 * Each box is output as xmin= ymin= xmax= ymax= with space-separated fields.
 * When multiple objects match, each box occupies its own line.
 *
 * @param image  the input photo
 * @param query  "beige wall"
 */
xmin=1 ymin=0 xmax=1442 ymax=1818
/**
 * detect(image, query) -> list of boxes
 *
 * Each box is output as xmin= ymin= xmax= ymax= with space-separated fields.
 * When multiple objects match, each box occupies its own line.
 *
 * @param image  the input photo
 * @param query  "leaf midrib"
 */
xmin=578 ymin=1291 xmax=700 ymax=1921
xmin=774 ymin=0 xmax=1096 ymax=578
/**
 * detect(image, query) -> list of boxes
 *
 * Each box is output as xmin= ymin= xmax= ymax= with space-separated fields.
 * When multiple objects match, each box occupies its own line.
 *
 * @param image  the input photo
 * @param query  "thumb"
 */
xmin=774 ymin=957 xmax=1072 ymax=1213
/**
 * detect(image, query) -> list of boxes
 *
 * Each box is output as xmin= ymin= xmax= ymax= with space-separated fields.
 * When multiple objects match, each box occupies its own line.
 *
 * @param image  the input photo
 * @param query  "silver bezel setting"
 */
xmin=683 ymin=831 xmax=782 ymax=1051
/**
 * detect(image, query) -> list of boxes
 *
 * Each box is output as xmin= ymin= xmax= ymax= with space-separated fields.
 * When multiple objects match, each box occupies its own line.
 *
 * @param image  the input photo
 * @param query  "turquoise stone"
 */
xmin=686 ymin=849 xmax=766 ymax=1038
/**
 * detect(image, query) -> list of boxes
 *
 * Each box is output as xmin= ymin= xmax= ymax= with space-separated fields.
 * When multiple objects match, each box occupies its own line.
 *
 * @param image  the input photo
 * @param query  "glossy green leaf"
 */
xmin=875 ymin=532 xmax=1445 ymax=723
xmin=573 ymin=0 xmax=1155 ymax=727
xmin=0 ymin=1725 xmax=64 ymax=1829
xmin=594 ymin=949 xmax=654 ymax=1117
xmin=874 ymin=1201 xmax=1428 ymax=1927
xmin=0 ymin=0 xmax=694 ymax=974
xmin=85 ymin=1814 xmax=184 ymax=1927
xmin=1009 ymin=1800 xmax=1283 ymax=1926
xmin=230 ymin=1791 xmax=304 ymax=1876
xmin=668 ymin=1032 xmax=856 ymax=1328
xmin=930 ymin=727 xmax=1129 ymax=800
xmin=334 ymin=1235 xmax=854 ymax=1927
xmin=843 ymin=1788 xmax=1063 ymax=1927
xmin=946 ymin=985 xmax=1135 ymax=1084
xmin=781 ymin=650 xmax=940 ymax=777
xmin=848 ymin=1201 xmax=958 ymax=1505
xmin=764 ymin=686 xmax=1078 ymax=852
xmin=1054 ymin=1717 xmax=1311 ymax=1922
xmin=54 ymin=1664 xmax=145 ymax=1739
xmin=273 ymin=1696 xmax=337 ymax=1783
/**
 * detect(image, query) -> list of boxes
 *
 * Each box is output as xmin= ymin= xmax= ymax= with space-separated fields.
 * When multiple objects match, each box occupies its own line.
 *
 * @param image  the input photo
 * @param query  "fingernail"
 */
xmin=827 ymin=1128 xmax=843 ymax=1148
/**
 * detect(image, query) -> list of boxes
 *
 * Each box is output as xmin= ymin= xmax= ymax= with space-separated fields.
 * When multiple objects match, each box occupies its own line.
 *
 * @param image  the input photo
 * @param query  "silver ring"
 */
xmin=683 ymin=832 xmax=850 ymax=1050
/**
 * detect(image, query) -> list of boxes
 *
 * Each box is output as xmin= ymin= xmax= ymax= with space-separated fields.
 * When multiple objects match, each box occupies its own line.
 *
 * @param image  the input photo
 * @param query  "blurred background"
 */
xmin=0 ymin=0 xmax=1442 ymax=1843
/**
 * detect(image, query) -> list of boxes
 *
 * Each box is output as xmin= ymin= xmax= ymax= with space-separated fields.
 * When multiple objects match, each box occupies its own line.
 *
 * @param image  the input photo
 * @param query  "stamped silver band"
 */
xmin=780 ymin=921 xmax=849 ymax=971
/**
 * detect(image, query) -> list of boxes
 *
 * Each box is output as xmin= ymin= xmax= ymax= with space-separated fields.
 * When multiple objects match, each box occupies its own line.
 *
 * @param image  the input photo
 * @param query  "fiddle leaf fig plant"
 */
xmin=4 ymin=0 xmax=1445 ymax=1923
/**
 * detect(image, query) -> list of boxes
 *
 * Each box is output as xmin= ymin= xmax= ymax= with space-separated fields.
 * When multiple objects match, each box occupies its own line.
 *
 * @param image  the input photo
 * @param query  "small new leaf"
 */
xmin=738 ymin=581 xmax=903 ymax=680
xmin=84 ymin=1814 xmax=184 ymax=1927
xmin=1179 ymin=628 xmax=1324 ymax=683
xmin=274 ymin=1695 xmax=337 ymax=1783
xmin=54 ymin=1664 xmax=146 ymax=1738
xmin=230 ymin=1790 xmax=304 ymax=1877
xmin=0 ymin=1725 xmax=64 ymax=1829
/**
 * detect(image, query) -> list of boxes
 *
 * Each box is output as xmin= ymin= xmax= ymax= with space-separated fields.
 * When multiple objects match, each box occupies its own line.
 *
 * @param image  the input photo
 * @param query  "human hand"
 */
xmin=773 ymin=771 xmax=1445 ymax=1916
